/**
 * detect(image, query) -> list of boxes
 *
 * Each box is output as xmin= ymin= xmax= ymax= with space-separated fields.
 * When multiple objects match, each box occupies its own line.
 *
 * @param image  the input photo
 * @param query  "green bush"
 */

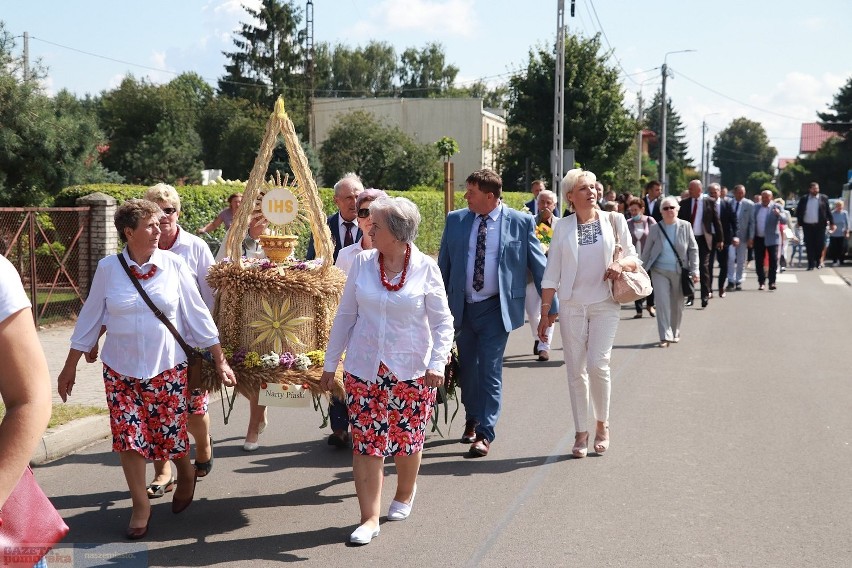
xmin=55 ymin=184 xmax=529 ymax=256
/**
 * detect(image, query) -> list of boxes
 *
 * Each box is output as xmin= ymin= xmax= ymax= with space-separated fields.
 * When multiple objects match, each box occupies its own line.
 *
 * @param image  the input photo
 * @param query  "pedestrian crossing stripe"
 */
xmin=819 ymin=275 xmax=845 ymax=286
xmin=775 ymin=274 xmax=799 ymax=284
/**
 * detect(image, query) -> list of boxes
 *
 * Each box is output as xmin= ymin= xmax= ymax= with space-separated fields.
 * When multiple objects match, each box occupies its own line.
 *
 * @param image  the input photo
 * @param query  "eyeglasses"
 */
xmin=161 ymin=207 xmax=178 ymax=215
xmin=661 ymin=206 xmax=676 ymax=211
xmin=357 ymin=208 xmax=371 ymax=218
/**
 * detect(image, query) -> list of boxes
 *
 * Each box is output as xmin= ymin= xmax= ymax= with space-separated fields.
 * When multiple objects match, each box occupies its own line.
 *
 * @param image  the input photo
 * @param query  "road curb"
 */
xmin=31 ymin=414 xmax=111 ymax=466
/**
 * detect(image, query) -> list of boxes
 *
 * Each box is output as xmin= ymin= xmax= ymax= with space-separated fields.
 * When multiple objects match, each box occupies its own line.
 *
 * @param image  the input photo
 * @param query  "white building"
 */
xmin=313 ymin=97 xmax=507 ymax=190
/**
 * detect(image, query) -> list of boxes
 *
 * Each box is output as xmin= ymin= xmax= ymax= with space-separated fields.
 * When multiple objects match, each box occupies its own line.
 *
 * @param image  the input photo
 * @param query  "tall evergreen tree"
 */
xmin=218 ymin=0 xmax=306 ymax=128
xmin=645 ymin=91 xmax=693 ymax=190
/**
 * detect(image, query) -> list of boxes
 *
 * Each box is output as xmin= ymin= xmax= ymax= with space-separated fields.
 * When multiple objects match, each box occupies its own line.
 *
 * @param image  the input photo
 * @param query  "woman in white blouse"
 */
xmin=320 ymin=196 xmax=454 ymax=545
xmin=537 ymin=169 xmax=640 ymax=459
xmin=57 ymin=199 xmax=236 ymax=540
xmin=334 ymin=188 xmax=388 ymax=275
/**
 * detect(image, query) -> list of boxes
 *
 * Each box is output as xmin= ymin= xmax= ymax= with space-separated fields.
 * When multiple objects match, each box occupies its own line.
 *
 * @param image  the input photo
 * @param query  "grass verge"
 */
xmin=0 ymin=403 xmax=108 ymax=429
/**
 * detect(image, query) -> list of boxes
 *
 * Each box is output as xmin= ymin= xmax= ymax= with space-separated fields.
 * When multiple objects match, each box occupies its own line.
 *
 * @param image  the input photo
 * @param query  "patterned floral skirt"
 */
xmin=345 ymin=362 xmax=436 ymax=458
xmin=103 ymin=362 xmax=190 ymax=461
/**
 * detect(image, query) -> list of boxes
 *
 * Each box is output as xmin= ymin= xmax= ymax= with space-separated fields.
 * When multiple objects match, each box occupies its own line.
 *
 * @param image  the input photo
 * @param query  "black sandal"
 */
xmin=194 ymin=436 xmax=213 ymax=478
xmin=146 ymin=476 xmax=176 ymax=499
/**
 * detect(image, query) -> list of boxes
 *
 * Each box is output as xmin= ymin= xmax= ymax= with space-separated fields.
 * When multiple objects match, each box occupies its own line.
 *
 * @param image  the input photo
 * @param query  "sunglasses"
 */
xmin=357 ymin=208 xmax=371 ymax=218
xmin=661 ymin=206 xmax=676 ymax=211
xmin=161 ymin=207 xmax=178 ymax=215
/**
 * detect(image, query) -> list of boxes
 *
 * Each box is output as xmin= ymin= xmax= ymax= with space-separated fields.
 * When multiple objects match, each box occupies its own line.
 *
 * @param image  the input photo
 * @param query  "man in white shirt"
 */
xmin=795 ymin=182 xmax=831 ymax=270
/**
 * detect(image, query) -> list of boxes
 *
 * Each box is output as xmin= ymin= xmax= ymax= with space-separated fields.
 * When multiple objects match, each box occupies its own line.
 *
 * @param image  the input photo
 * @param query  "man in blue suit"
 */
xmin=438 ymin=168 xmax=557 ymax=457
xmin=524 ymin=179 xmax=545 ymax=215
xmin=305 ymin=173 xmax=363 ymax=447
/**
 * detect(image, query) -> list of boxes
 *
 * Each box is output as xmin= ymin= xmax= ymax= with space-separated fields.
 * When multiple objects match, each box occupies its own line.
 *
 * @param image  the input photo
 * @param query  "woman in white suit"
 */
xmin=537 ymin=169 xmax=641 ymax=459
xmin=640 ymin=196 xmax=699 ymax=348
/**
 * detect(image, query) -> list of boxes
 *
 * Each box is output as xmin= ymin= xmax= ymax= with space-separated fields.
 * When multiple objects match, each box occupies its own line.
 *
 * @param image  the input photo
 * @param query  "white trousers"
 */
xmin=525 ymin=281 xmax=554 ymax=351
xmin=559 ymin=299 xmax=620 ymax=432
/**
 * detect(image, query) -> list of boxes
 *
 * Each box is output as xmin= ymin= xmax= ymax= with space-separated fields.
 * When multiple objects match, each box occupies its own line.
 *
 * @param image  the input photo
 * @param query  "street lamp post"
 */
xmin=700 ymin=112 xmax=720 ymax=187
xmin=659 ymin=49 xmax=696 ymax=196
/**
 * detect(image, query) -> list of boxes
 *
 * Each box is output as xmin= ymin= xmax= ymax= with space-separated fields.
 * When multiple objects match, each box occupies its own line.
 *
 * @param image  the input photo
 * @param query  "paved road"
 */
xmin=33 ymin=263 xmax=852 ymax=567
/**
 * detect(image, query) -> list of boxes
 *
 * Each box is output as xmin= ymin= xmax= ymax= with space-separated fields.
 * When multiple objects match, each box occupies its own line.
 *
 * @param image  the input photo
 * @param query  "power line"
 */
xmin=671 ymin=67 xmax=817 ymax=122
xmin=585 ymin=0 xmax=639 ymax=86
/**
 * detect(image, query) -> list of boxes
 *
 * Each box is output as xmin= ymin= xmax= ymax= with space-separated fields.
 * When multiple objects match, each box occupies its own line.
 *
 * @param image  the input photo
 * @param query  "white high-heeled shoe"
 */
xmin=243 ymin=408 xmax=268 ymax=451
xmin=349 ymin=523 xmax=380 ymax=544
xmin=387 ymin=485 xmax=417 ymax=521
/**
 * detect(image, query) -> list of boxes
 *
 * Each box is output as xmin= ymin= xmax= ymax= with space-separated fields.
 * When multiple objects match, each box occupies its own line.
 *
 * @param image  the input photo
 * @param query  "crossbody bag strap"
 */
xmin=116 ymin=253 xmax=195 ymax=356
xmin=656 ymin=224 xmax=687 ymax=271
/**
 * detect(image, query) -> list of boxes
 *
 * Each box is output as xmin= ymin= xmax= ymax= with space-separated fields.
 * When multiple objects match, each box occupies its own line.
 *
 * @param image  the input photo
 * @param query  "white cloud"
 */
xmin=347 ymin=0 xmax=478 ymax=39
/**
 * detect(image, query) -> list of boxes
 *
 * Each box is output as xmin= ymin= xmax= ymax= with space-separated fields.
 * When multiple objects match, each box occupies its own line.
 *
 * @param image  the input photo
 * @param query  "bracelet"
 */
xmin=541 ymin=303 xmax=551 ymax=308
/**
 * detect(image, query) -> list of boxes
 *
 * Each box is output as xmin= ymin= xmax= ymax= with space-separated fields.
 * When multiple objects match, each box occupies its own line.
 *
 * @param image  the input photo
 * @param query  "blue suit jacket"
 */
xmin=305 ymin=212 xmax=363 ymax=262
xmin=438 ymin=205 xmax=557 ymax=333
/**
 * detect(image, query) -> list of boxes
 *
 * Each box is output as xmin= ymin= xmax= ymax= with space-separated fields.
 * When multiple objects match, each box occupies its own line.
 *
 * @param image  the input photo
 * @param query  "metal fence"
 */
xmin=0 ymin=207 xmax=92 ymax=325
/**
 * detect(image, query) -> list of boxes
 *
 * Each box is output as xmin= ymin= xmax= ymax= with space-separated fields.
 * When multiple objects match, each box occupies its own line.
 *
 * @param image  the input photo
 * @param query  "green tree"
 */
xmin=499 ymin=33 xmax=636 ymax=190
xmin=97 ymin=74 xmax=205 ymax=184
xmin=449 ymin=80 xmax=510 ymax=109
xmin=712 ymin=117 xmax=776 ymax=190
xmin=319 ymin=110 xmax=439 ymax=189
xmin=799 ymin=138 xmax=848 ymax=197
xmin=777 ymin=162 xmax=810 ymax=197
xmin=314 ymin=41 xmax=397 ymax=97
xmin=398 ymin=43 xmax=459 ymax=98
xmin=435 ymin=137 xmax=459 ymax=162
xmin=0 ymin=23 xmax=117 ymax=205
xmin=745 ymin=171 xmax=773 ymax=196
xmin=818 ymin=75 xmax=852 ymax=140
xmin=218 ymin=0 xmax=306 ymax=128
xmin=644 ymin=91 xmax=693 ymax=192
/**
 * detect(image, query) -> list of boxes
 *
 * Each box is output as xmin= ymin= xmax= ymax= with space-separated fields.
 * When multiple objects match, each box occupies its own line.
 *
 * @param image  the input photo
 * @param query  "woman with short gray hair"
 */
xmin=320 ymin=196 xmax=453 ymax=545
xmin=640 ymin=196 xmax=699 ymax=347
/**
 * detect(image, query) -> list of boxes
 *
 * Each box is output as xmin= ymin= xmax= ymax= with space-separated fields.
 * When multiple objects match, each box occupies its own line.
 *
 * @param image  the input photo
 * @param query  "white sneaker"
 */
xmin=349 ymin=523 xmax=380 ymax=544
xmin=387 ymin=485 xmax=416 ymax=521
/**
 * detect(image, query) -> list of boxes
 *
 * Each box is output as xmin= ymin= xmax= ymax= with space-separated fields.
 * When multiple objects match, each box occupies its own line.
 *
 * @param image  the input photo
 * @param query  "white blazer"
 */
xmin=541 ymin=210 xmax=640 ymax=303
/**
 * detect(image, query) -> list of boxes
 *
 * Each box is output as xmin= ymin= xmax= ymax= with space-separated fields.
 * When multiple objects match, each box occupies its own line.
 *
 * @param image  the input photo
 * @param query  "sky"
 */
xmin=4 ymin=0 xmax=851 ymax=175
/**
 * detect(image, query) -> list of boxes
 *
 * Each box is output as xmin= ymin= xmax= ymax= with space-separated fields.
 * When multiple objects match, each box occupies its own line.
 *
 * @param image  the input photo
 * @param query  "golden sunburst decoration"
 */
xmin=249 ymin=297 xmax=312 ymax=353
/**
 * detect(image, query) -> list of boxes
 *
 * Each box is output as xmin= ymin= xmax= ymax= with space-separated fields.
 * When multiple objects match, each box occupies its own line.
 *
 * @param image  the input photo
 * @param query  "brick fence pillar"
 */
xmin=76 ymin=192 xmax=117 ymax=297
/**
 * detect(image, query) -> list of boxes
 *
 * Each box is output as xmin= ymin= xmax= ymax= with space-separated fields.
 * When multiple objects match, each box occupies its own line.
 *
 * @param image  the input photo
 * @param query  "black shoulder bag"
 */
xmin=656 ymin=224 xmax=694 ymax=297
xmin=116 ymin=254 xmax=204 ymax=390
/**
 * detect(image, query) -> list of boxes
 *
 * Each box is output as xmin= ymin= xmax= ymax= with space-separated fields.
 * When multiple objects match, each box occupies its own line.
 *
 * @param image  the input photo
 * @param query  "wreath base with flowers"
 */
xmin=199 ymin=360 xmax=344 ymax=401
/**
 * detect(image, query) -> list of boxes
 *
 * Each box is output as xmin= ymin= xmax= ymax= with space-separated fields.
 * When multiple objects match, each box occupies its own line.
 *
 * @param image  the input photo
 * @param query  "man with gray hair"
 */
xmin=306 ymin=173 xmax=364 ymax=448
xmin=306 ymin=173 xmax=364 ymax=262
xmin=726 ymin=185 xmax=754 ymax=291
xmin=708 ymin=183 xmax=736 ymax=297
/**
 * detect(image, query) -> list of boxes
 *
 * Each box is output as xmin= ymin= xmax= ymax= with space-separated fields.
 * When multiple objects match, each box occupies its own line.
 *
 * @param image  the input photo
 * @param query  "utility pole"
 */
xmin=636 ymin=92 xmax=644 ymax=183
xmin=659 ymin=63 xmax=668 ymax=195
xmin=700 ymin=119 xmax=707 ymax=187
xmin=305 ymin=0 xmax=315 ymax=148
xmin=23 ymin=31 xmax=29 ymax=82
xmin=551 ymin=0 xmax=566 ymax=207
xmin=659 ymin=50 xmax=696 ymax=196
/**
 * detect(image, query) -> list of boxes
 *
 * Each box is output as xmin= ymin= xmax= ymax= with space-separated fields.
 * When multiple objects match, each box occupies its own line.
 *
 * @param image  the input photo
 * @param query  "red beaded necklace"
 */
xmin=379 ymin=244 xmax=411 ymax=292
xmin=159 ymin=226 xmax=179 ymax=250
xmin=130 ymin=264 xmax=158 ymax=280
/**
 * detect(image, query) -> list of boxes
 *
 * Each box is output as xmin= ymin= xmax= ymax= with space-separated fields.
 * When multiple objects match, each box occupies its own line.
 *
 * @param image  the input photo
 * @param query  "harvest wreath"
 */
xmin=198 ymin=97 xmax=346 ymax=407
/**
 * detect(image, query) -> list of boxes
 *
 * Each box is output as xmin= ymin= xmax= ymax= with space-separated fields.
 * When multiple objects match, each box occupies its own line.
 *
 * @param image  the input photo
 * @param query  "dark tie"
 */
xmin=691 ymin=199 xmax=698 ymax=225
xmin=472 ymin=215 xmax=487 ymax=292
xmin=343 ymin=221 xmax=355 ymax=247
xmin=735 ymin=201 xmax=739 ymax=215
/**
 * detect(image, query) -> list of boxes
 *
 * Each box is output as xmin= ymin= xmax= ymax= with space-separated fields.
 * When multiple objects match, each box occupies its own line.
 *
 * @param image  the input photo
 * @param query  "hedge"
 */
xmin=55 ymin=184 xmax=528 ymax=256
